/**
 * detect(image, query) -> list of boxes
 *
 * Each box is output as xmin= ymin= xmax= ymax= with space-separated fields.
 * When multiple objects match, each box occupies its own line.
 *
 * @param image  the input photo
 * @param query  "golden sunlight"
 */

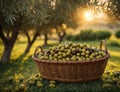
xmin=83 ymin=10 xmax=105 ymax=22
xmin=73 ymin=7 xmax=107 ymax=25
xmin=84 ymin=10 xmax=94 ymax=21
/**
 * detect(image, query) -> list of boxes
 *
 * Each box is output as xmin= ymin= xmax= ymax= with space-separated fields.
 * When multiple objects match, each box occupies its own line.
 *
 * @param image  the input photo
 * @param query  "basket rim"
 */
xmin=32 ymin=51 xmax=110 ymax=64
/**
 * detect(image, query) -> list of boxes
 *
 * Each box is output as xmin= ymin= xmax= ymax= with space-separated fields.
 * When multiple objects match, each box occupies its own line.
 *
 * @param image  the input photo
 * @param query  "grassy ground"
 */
xmin=0 ymin=35 xmax=120 ymax=92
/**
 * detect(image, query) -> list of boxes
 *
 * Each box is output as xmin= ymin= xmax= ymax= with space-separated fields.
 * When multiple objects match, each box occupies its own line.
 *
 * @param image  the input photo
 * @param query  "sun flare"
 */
xmin=84 ymin=11 xmax=94 ymax=21
xmin=74 ymin=7 xmax=106 ymax=24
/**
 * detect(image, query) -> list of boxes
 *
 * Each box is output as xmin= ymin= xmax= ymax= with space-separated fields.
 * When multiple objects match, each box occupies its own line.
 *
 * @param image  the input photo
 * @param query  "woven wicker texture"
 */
xmin=32 ymin=40 xmax=110 ymax=82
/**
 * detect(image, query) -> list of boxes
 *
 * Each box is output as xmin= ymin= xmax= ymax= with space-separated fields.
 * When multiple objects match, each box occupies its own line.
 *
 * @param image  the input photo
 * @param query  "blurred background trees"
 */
xmin=0 ymin=0 xmax=120 ymax=62
xmin=0 ymin=0 xmax=89 ymax=62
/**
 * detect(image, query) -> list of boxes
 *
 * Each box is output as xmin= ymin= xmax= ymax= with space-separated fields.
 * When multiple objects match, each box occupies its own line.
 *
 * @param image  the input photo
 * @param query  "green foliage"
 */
xmin=94 ymin=30 xmax=112 ymax=40
xmin=78 ymin=29 xmax=94 ymax=41
xmin=65 ymin=29 xmax=111 ymax=41
xmin=65 ymin=34 xmax=75 ymax=41
xmin=0 ymin=0 xmax=32 ymax=26
xmin=0 ymin=0 xmax=90 ymax=30
xmin=115 ymin=30 xmax=120 ymax=38
xmin=48 ymin=0 xmax=89 ymax=28
xmin=108 ymin=41 xmax=120 ymax=47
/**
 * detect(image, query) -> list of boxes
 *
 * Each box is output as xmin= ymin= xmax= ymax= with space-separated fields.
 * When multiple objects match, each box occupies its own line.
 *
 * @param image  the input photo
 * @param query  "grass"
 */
xmin=0 ymin=35 xmax=120 ymax=92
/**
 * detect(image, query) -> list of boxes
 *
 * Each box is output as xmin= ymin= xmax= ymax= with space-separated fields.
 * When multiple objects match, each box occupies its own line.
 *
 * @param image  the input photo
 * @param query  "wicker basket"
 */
xmin=32 ymin=40 xmax=110 ymax=82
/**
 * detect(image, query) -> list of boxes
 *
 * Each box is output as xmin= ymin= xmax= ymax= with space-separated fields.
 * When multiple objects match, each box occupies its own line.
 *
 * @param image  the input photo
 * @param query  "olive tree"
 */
xmin=0 ymin=0 xmax=32 ymax=62
xmin=40 ymin=0 xmax=90 ymax=43
xmin=0 ymin=0 xmax=91 ymax=62
xmin=23 ymin=0 xmax=53 ymax=54
xmin=23 ymin=0 xmax=90 ymax=49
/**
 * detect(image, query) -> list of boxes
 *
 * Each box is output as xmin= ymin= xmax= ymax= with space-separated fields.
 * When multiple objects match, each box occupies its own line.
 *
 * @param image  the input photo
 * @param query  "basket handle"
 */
xmin=100 ymin=40 xmax=108 ymax=54
xmin=34 ymin=46 xmax=43 ymax=57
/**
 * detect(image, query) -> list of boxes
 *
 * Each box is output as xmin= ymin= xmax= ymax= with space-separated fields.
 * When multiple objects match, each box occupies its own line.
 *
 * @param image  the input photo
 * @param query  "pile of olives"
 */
xmin=38 ymin=42 xmax=106 ymax=61
xmin=102 ymin=70 xmax=120 ymax=88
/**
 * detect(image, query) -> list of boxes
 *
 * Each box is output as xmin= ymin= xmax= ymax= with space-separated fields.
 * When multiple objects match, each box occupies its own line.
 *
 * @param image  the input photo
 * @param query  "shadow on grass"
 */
xmin=26 ymin=55 xmax=34 ymax=62
xmin=16 ymin=52 xmax=34 ymax=62
xmin=16 ymin=53 xmax=27 ymax=62
xmin=0 ymin=55 xmax=38 ymax=79
xmin=0 ymin=61 xmax=23 ymax=79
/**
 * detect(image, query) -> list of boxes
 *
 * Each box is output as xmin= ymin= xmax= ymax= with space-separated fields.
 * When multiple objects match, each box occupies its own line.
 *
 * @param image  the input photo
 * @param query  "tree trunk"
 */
xmin=1 ymin=43 xmax=14 ymax=62
xmin=0 ymin=15 xmax=23 ymax=62
xmin=24 ymin=41 xmax=33 ymax=54
xmin=24 ymin=31 xmax=39 ymax=54
xmin=0 ymin=31 xmax=19 ymax=62
xmin=43 ymin=34 xmax=48 ymax=46
xmin=0 ymin=24 xmax=20 ymax=62
xmin=59 ymin=35 xmax=64 ymax=43
xmin=58 ymin=31 xmax=66 ymax=43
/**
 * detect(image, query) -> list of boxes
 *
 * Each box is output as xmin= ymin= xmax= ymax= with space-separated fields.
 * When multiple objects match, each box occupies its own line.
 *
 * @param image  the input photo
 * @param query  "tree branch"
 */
xmin=31 ymin=31 xmax=39 ymax=43
xmin=10 ymin=29 xmax=19 ymax=42
xmin=24 ymin=31 xmax=31 ymax=43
